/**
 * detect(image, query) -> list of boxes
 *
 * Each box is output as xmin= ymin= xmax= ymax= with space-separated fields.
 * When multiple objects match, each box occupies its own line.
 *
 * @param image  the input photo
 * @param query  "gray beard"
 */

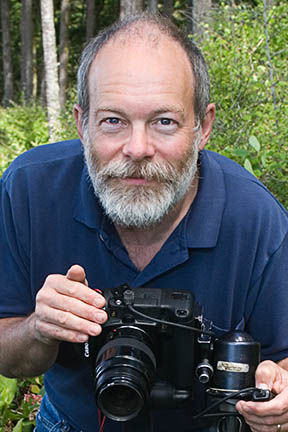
xmin=83 ymin=128 xmax=201 ymax=229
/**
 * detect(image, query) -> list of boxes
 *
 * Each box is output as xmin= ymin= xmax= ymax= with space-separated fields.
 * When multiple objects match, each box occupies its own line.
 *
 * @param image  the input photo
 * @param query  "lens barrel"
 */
xmin=94 ymin=333 xmax=156 ymax=421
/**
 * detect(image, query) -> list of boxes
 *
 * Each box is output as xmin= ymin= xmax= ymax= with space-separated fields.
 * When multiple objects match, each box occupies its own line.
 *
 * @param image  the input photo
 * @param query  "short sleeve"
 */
xmin=0 ymin=176 xmax=33 ymax=317
xmin=246 ymin=232 xmax=288 ymax=362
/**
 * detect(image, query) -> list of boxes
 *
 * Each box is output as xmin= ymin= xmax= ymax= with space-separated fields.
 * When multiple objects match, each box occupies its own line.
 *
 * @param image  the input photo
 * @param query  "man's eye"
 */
xmin=105 ymin=118 xmax=120 ymax=124
xmin=153 ymin=118 xmax=178 ymax=133
xmin=159 ymin=118 xmax=174 ymax=126
xmin=100 ymin=117 xmax=125 ymax=132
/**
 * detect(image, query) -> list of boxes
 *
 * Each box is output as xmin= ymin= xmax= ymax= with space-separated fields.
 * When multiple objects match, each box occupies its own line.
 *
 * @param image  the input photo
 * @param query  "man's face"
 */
xmin=81 ymin=32 xmax=202 ymax=228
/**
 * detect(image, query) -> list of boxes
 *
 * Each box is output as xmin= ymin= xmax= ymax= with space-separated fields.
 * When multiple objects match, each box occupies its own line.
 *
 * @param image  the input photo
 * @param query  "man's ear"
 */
xmin=198 ymin=103 xmax=216 ymax=151
xmin=73 ymin=104 xmax=84 ymax=142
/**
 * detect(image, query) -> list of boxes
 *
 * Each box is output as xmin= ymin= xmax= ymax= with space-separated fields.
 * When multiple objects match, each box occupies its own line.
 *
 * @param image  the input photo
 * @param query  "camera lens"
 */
xmin=94 ymin=331 xmax=156 ymax=421
xmin=96 ymin=368 xmax=147 ymax=420
xmin=100 ymin=383 xmax=141 ymax=416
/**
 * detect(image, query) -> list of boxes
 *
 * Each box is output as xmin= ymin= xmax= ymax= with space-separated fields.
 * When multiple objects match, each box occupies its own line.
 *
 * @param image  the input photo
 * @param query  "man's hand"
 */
xmin=34 ymin=265 xmax=107 ymax=344
xmin=236 ymin=360 xmax=288 ymax=432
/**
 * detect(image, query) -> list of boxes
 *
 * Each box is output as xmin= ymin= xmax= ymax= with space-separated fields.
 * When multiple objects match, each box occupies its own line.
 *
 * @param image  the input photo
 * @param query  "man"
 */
xmin=0 ymin=13 xmax=288 ymax=432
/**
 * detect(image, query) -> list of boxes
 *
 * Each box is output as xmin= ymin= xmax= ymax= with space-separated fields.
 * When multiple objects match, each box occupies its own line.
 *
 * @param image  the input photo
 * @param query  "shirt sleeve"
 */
xmin=0 ymin=176 xmax=33 ymax=317
xmin=246 ymin=232 xmax=288 ymax=362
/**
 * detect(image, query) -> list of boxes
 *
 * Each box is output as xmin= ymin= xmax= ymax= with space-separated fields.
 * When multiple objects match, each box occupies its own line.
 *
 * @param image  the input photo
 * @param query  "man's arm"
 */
xmin=0 ymin=316 xmax=60 ymax=378
xmin=0 ymin=265 xmax=107 ymax=378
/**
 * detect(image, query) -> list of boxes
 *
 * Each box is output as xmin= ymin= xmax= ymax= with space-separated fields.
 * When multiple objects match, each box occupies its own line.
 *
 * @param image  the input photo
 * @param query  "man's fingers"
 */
xmin=35 ymin=301 xmax=106 ymax=343
xmin=42 ymin=274 xmax=106 ymax=308
xmin=35 ymin=319 xmax=100 ymax=343
xmin=236 ymin=388 xmax=288 ymax=432
xmin=34 ymin=267 xmax=107 ymax=344
xmin=38 ymin=296 xmax=107 ymax=326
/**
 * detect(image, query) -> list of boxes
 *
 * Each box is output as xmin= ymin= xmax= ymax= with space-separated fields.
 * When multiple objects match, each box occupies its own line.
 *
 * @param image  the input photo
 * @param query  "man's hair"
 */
xmin=77 ymin=12 xmax=210 ymax=127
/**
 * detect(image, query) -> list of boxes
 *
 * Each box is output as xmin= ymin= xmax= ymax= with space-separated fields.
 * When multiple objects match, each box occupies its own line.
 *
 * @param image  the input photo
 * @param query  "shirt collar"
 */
xmin=74 ymin=150 xmax=226 ymax=248
xmin=73 ymin=165 xmax=104 ymax=229
xmin=184 ymin=150 xmax=226 ymax=248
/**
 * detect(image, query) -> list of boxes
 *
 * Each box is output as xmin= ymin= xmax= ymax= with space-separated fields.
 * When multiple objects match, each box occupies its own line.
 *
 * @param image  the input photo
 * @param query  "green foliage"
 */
xmin=0 ymin=103 xmax=49 ymax=174
xmin=0 ymin=98 xmax=78 ymax=175
xmin=199 ymin=2 xmax=288 ymax=207
xmin=0 ymin=375 xmax=43 ymax=431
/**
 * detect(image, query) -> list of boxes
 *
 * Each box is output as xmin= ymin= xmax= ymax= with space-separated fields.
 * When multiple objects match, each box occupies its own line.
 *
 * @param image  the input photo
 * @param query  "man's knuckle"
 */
xmin=35 ymin=288 xmax=45 ymax=302
xmin=45 ymin=274 xmax=57 ymax=285
xmin=58 ymin=312 xmax=68 ymax=326
xmin=66 ymin=284 xmax=77 ymax=296
xmin=264 ymin=417 xmax=275 ymax=426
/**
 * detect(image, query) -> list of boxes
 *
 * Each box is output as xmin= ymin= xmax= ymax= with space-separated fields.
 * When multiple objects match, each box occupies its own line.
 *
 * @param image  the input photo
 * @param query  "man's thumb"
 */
xmin=255 ymin=360 xmax=276 ymax=390
xmin=66 ymin=264 xmax=88 ymax=285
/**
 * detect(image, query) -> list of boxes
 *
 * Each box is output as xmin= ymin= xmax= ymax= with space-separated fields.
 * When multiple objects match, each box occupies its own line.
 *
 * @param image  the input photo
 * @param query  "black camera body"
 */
xmin=83 ymin=284 xmax=204 ymax=421
xmin=81 ymin=285 xmax=264 ymax=423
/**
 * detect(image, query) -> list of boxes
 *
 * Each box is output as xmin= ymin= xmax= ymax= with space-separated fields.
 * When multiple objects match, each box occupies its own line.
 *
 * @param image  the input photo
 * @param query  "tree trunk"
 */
xmin=0 ymin=0 xmax=14 ymax=106
xmin=147 ymin=0 xmax=158 ymax=13
xmin=162 ymin=0 xmax=174 ymax=18
xmin=21 ymin=0 xmax=33 ymax=103
xmin=186 ymin=0 xmax=193 ymax=35
xmin=59 ymin=0 xmax=70 ymax=109
xmin=265 ymin=0 xmax=274 ymax=8
xmin=86 ymin=0 xmax=104 ymax=41
xmin=86 ymin=0 xmax=95 ymax=40
xmin=40 ymin=0 xmax=61 ymax=140
xmin=191 ymin=0 xmax=212 ymax=38
xmin=120 ymin=0 xmax=144 ymax=19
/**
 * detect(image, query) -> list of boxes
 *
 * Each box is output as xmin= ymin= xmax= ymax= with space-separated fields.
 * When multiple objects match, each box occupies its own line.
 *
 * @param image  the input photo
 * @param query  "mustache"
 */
xmin=96 ymin=159 xmax=181 ymax=183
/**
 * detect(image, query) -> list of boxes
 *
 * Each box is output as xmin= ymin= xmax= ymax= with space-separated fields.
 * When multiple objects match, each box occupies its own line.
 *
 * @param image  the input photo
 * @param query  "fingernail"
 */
xmin=95 ymin=312 xmax=106 ymax=323
xmin=94 ymin=298 xmax=105 ymax=308
xmin=89 ymin=324 xmax=101 ymax=336
xmin=78 ymin=334 xmax=88 ymax=342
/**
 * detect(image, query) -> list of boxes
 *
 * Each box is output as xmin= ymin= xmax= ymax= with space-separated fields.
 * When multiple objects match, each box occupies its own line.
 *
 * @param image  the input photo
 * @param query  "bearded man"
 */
xmin=0 ymin=13 xmax=288 ymax=432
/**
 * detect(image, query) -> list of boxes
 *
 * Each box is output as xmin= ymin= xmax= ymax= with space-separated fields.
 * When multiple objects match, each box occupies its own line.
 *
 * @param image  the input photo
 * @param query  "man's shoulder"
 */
xmin=2 ymin=139 xmax=83 ymax=182
xmin=201 ymin=150 xmax=288 ymax=240
xmin=204 ymin=149 xmax=261 ymax=182
xmin=204 ymin=150 xmax=286 ymax=212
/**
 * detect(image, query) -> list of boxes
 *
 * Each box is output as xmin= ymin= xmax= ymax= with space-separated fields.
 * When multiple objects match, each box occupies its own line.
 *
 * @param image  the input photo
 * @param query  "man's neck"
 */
xmin=115 ymin=175 xmax=199 ymax=271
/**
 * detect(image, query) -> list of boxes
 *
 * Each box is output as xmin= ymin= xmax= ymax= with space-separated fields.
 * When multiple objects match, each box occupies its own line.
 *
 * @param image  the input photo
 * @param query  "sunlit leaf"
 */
xmin=249 ymin=135 xmax=261 ymax=152
xmin=12 ymin=419 xmax=23 ymax=432
xmin=244 ymin=158 xmax=255 ymax=175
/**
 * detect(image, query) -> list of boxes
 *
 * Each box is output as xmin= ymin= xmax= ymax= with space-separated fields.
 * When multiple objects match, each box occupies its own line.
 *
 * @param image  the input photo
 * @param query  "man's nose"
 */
xmin=122 ymin=124 xmax=155 ymax=161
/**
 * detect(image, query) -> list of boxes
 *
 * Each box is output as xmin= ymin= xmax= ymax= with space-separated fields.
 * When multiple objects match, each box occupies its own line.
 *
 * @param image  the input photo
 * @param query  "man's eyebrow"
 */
xmin=93 ymin=107 xmax=127 ymax=117
xmin=93 ymin=106 xmax=185 ymax=119
xmin=153 ymin=108 xmax=186 ymax=122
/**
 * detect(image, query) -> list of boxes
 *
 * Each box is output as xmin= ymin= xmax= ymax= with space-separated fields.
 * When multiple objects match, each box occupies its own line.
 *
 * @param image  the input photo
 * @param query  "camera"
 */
xmin=80 ymin=285 xmax=268 ymax=424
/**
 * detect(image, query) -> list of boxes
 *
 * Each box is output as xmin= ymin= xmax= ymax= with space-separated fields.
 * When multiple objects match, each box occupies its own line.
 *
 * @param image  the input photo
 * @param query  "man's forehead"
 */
xmin=88 ymin=28 xmax=194 ymax=90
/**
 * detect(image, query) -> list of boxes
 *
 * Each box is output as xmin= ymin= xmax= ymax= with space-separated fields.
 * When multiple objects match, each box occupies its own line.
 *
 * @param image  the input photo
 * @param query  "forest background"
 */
xmin=0 ymin=0 xmax=287 ymax=430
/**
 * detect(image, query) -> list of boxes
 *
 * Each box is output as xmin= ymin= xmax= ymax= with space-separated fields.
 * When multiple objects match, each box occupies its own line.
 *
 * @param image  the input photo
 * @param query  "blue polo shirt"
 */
xmin=1 ymin=139 xmax=288 ymax=431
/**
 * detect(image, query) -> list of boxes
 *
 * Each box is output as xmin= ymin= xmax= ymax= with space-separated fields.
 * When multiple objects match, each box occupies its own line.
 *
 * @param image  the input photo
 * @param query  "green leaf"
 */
xmin=261 ymin=155 xmax=267 ymax=167
xmin=244 ymin=158 xmax=255 ymax=175
xmin=231 ymin=148 xmax=249 ymax=158
xmin=30 ymin=385 xmax=40 ymax=394
xmin=13 ymin=418 xmax=23 ymax=432
xmin=249 ymin=136 xmax=261 ymax=152
xmin=0 ymin=375 xmax=17 ymax=407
